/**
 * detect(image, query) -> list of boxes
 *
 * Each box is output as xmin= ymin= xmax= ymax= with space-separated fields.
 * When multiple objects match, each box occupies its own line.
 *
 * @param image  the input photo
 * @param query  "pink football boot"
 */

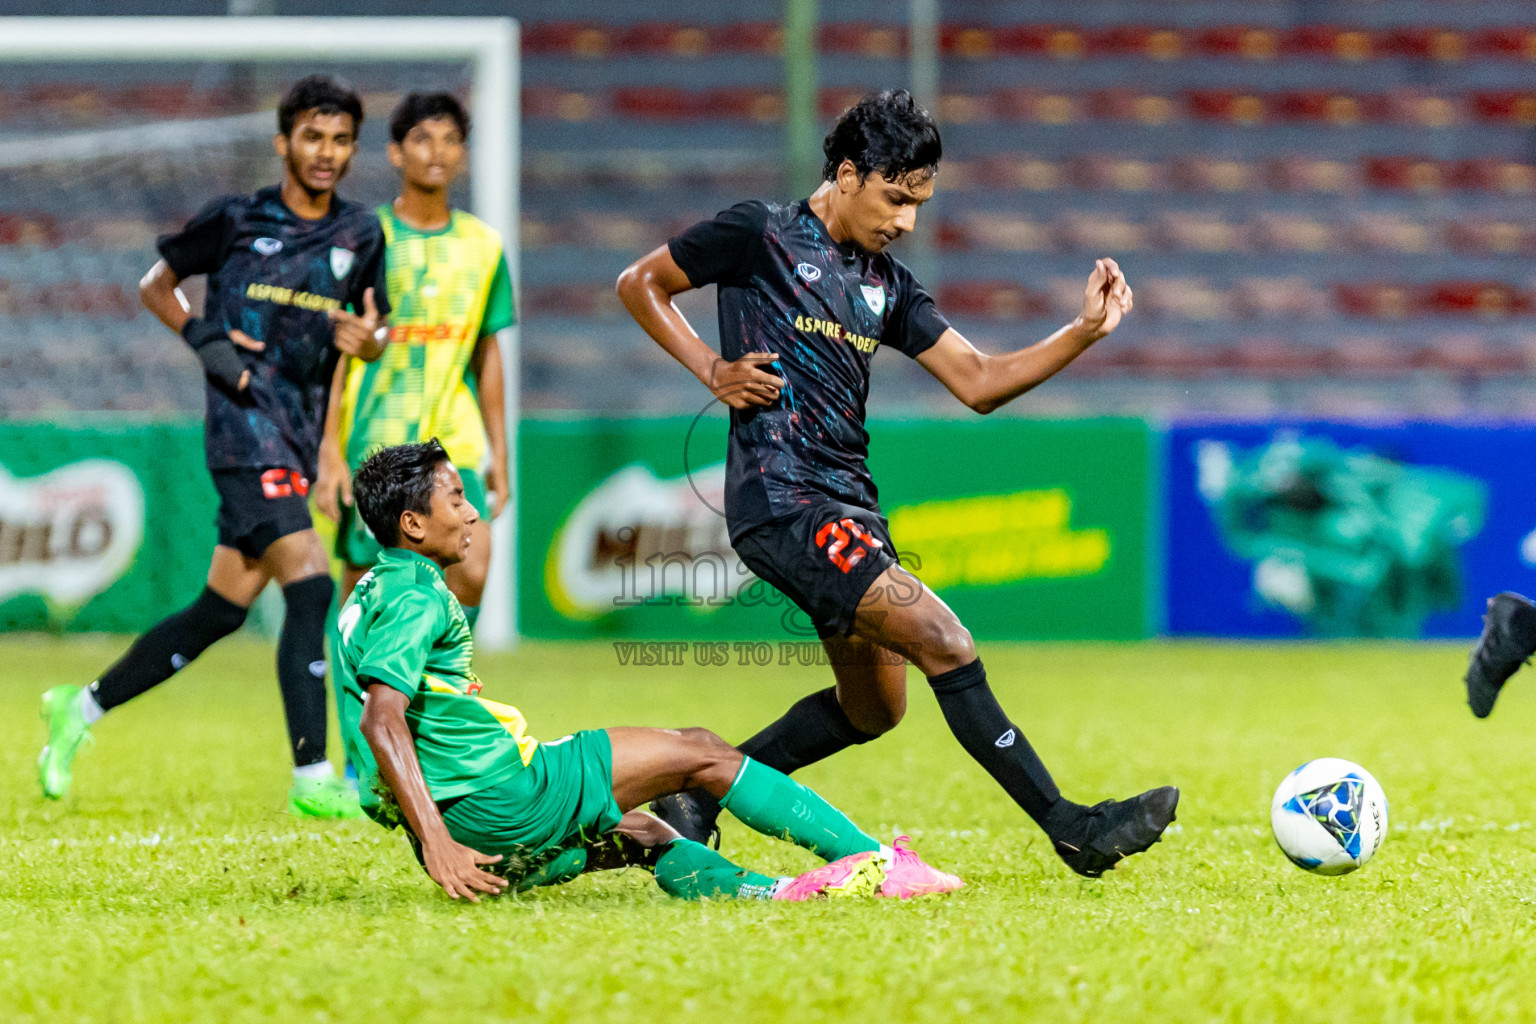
xmin=879 ymin=836 xmax=964 ymax=898
xmin=773 ymin=851 xmax=886 ymax=901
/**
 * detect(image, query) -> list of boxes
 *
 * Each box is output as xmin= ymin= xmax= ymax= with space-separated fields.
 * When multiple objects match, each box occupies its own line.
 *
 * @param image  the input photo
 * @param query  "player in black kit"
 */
xmin=37 ymin=76 xmax=390 ymax=818
xmin=618 ymin=89 xmax=1177 ymax=877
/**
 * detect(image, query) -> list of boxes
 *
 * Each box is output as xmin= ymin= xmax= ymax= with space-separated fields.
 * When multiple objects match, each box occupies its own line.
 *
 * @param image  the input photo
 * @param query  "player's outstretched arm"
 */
xmin=314 ymin=357 xmax=352 ymax=523
xmin=617 ymin=246 xmax=784 ymax=410
xmin=360 ymin=683 xmax=507 ymax=901
xmin=917 ymin=257 xmax=1133 ymax=415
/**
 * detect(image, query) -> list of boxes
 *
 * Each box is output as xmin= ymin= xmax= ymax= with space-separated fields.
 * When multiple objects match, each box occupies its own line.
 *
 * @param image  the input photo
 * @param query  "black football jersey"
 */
xmin=158 ymin=185 xmax=389 ymax=479
xmin=668 ymin=199 xmax=950 ymax=541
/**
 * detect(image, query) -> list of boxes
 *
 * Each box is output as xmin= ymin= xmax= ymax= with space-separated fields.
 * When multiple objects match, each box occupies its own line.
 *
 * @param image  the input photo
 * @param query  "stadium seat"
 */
xmin=11 ymin=10 xmax=1536 ymax=417
xmin=819 ymin=23 xmax=906 ymax=58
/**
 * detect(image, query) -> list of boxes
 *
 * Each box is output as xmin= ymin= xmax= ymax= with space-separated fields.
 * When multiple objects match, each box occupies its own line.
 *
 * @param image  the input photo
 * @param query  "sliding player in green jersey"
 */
xmin=317 ymin=92 xmax=512 ymax=624
xmin=337 ymin=440 xmax=963 ymax=902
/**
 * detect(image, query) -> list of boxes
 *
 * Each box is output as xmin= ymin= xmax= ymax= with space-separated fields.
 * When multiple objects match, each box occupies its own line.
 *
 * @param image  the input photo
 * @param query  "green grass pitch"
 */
xmin=3 ymin=636 xmax=1534 ymax=1022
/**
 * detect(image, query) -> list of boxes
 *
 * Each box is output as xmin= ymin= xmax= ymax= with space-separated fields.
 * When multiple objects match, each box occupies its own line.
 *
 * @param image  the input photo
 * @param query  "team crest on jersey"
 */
xmin=252 ymin=237 xmax=283 ymax=256
xmin=330 ymin=247 xmax=355 ymax=279
xmin=795 ymin=262 xmax=822 ymax=283
xmin=860 ymin=284 xmax=887 ymax=316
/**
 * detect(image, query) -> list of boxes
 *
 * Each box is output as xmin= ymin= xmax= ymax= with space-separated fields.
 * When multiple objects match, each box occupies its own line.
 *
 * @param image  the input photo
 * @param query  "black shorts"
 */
xmin=211 ymin=468 xmax=314 ymax=559
xmin=733 ymin=502 xmax=899 ymax=639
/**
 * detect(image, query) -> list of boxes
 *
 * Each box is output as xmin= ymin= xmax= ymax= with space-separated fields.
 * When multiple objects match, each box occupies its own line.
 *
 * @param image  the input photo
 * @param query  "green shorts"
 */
xmin=338 ymin=467 xmax=486 ymax=568
xmin=434 ymin=729 xmax=623 ymax=891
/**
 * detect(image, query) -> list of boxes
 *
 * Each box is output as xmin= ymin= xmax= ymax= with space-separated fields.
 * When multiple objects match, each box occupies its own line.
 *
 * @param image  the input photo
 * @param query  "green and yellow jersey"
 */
xmin=337 ymin=206 xmax=515 ymax=474
xmin=335 ymin=547 xmax=537 ymax=823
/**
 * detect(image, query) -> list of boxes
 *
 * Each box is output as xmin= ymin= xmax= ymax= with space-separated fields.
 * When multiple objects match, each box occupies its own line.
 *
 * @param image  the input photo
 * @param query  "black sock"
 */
xmin=927 ymin=658 xmax=1081 ymax=836
xmin=91 ymin=588 xmax=248 ymax=711
xmin=689 ymin=687 xmax=878 ymax=824
xmin=738 ymin=687 xmax=878 ymax=772
xmin=278 ymin=575 xmax=334 ymax=768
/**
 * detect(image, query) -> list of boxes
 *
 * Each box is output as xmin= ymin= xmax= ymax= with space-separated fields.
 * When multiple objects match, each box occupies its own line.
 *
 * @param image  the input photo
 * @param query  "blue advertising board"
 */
xmin=1165 ymin=420 xmax=1536 ymax=638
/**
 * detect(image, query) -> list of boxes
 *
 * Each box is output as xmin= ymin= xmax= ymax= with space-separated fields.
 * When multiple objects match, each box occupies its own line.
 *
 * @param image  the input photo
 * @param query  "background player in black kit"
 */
xmin=37 ymin=75 xmax=390 ymax=819
xmin=618 ymin=89 xmax=1177 ymax=877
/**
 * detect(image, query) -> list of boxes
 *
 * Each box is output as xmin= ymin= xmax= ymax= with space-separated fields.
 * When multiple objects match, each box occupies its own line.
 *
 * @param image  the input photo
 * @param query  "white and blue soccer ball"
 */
xmin=1270 ymin=758 xmax=1389 ymax=876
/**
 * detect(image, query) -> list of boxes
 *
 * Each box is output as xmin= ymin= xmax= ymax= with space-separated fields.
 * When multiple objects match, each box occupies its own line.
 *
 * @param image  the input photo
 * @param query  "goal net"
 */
xmin=0 ymin=17 xmax=521 ymax=648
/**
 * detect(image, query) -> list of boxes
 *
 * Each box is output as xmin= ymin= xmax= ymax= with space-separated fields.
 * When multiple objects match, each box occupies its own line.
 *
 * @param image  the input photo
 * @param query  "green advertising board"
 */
xmin=0 ymin=419 xmax=216 ymax=632
xmin=519 ymin=415 xmax=1153 ymax=641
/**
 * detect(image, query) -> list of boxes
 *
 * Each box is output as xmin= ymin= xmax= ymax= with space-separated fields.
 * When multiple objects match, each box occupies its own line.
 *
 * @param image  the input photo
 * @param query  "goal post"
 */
xmin=0 ymin=16 xmax=522 ymax=649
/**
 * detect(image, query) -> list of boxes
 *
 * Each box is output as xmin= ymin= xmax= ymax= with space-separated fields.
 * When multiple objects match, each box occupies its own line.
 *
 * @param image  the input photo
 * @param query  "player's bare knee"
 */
xmin=680 ymin=728 xmax=742 ymax=792
xmin=917 ymin=617 xmax=974 ymax=670
xmin=681 ymin=726 xmax=733 ymax=757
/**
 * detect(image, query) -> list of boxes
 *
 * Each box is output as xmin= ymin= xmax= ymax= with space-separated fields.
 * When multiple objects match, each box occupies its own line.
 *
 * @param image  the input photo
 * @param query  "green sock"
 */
xmin=718 ymin=757 xmax=880 ymax=862
xmin=516 ymin=846 xmax=588 ymax=892
xmin=654 ymin=839 xmax=780 ymax=900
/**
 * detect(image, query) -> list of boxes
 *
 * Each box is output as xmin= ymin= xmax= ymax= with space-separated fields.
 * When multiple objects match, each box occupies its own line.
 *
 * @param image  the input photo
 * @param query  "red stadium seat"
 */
xmin=522 ymin=22 xmax=611 ymax=58
xmin=1471 ymin=27 xmax=1536 ymax=60
xmin=1362 ymin=157 xmax=1444 ymax=193
xmin=819 ymin=87 xmax=869 ymax=120
xmin=612 ymin=87 xmax=705 ymax=120
xmin=522 ymin=87 xmax=602 ymax=122
xmin=1081 ymin=26 xmax=1182 ymax=60
xmin=1335 ymin=284 xmax=1414 ymax=319
xmin=1186 ymin=90 xmax=1266 ymax=125
xmin=710 ymin=88 xmax=782 ymax=122
xmin=615 ymin=24 xmax=712 ymax=57
xmin=988 ymin=25 xmax=1057 ymax=57
xmin=707 ymin=23 xmax=781 ymax=55
xmin=936 ymin=281 xmax=1051 ymax=320
xmin=1380 ymin=29 xmax=1467 ymax=62
xmin=1282 ymin=26 xmax=1373 ymax=61
xmin=1336 ymin=282 xmax=1533 ymax=320
xmin=1423 ymin=282 xmax=1531 ymax=319
xmin=819 ymin=23 xmax=906 ymax=58
xmin=941 ymin=25 xmax=994 ymax=59
xmin=1450 ymin=160 xmax=1536 ymax=195
xmin=1192 ymin=27 xmax=1279 ymax=60
xmin=1471 ymin=92 xmax=1536 ymax=124
xmin=0 ymin=214 xmax=61 ymax=248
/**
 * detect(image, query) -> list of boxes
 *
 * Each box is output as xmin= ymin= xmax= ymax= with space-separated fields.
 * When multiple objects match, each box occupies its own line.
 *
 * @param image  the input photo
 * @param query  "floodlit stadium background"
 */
xmin=1 ymin=0 xmax=1534 ymax=645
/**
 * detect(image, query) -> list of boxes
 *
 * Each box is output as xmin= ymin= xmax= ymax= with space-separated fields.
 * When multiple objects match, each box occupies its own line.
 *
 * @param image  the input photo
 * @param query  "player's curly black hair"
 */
xmin=821 ymin=88 xmax=942 ymax=185
xmin=352 ymin=439 xmax=451 ymax=548
xmin=390 ymin=91 xmax=470 ymax=144
xmin=277 ymin=74 xmax=364 ymax=137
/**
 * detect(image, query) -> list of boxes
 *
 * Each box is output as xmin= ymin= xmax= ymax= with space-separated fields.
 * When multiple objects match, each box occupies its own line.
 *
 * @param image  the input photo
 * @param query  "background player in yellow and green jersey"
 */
xmin=317 ymin=91 xmax=513 ymax=624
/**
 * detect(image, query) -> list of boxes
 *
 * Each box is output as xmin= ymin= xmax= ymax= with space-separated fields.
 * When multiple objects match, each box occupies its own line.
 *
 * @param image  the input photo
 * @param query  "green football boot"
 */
xmin=38 ymin=685 xmax=93 ymax=800
xmin=288 ymin=775 xmax=364 ymax=819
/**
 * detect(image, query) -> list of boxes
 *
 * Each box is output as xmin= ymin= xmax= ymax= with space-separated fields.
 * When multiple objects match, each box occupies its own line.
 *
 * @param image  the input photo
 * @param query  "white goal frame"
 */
xmin=0 ymin=17 xmax=522 ymax=649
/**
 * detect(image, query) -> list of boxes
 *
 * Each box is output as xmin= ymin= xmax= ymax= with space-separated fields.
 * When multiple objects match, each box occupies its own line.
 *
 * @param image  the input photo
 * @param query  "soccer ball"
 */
xmin=1270 ymin=758 xmax=1389 ymax=875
